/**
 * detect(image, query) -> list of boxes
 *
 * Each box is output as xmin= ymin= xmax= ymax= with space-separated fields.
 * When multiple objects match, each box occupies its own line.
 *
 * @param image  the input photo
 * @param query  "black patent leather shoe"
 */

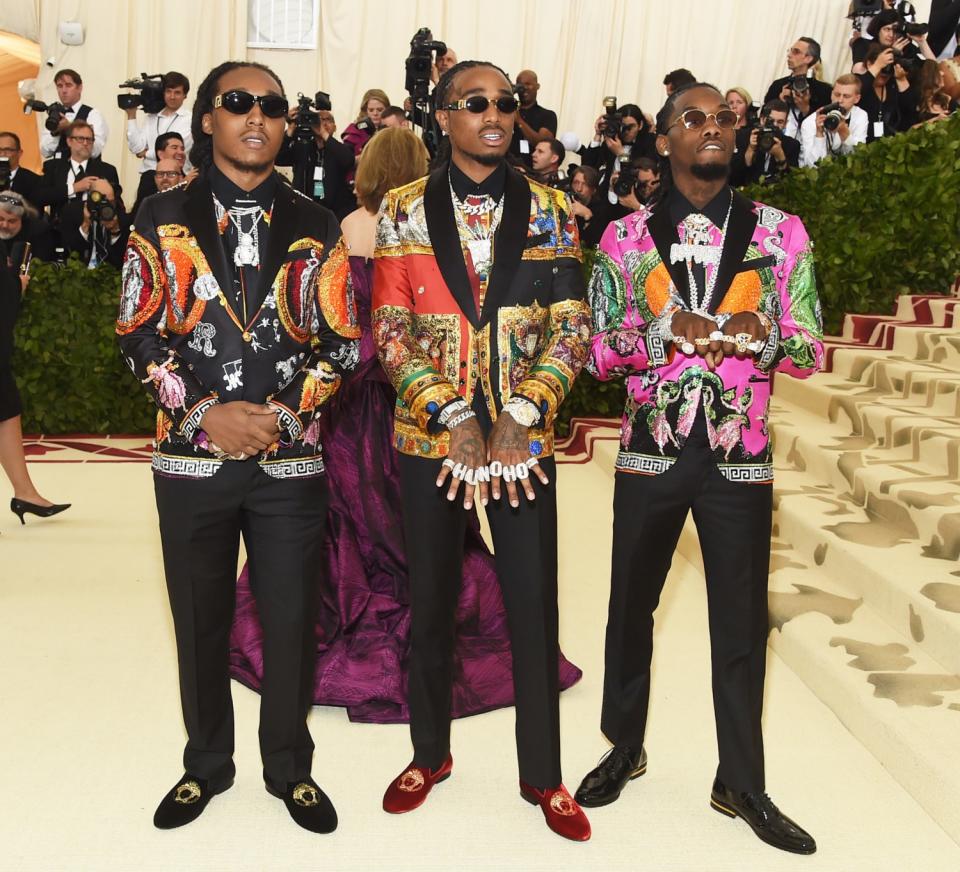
xmin=10 ymin=498 xmax=70 ymax=524
xmin=710 ymin=778 xmax=816 ymax=855
xmin=574 ymin=745 xmax=647 ymax=807
xmin=153 ymin=774 xmax=233 ymax=829
xmin=267 ymin=778 xmax=338 ymax=833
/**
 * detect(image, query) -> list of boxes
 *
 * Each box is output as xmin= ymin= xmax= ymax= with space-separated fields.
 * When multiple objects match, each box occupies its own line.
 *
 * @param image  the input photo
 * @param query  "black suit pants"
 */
xmin=154 ymin=461 xmax=328 ymax=791
xmin=600 ymin=425 xmax=772 ymax=792
xmin=398 ymin=453 xmax=561 ymax=789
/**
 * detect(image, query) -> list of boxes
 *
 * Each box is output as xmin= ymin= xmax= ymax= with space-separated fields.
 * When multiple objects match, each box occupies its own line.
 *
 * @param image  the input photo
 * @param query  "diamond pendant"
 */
xmin=235 ymin=236 xmax=258 ymax=267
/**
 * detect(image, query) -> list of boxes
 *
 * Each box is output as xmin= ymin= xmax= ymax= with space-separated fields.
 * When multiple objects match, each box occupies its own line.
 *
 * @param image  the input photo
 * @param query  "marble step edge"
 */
xmin=769 ymin=487 xmax=960 ymax=677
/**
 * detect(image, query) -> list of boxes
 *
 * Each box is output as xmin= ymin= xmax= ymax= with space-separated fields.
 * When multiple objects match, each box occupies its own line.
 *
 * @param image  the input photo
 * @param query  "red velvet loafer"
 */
xmin=382 ymin=754 xmax=453 ymax=814
xmin=520 ymin=780 xmax=591 ymax=841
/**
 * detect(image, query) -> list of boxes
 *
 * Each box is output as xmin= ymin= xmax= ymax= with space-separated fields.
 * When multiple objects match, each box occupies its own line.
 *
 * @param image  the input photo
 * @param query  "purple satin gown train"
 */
xmin=229 ymin=256 xmax=581 ymax=723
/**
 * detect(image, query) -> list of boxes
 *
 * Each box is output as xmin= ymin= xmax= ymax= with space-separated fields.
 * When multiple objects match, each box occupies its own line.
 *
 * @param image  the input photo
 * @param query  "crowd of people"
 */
xmin=0 ymin=1 xmax=957 ymax=281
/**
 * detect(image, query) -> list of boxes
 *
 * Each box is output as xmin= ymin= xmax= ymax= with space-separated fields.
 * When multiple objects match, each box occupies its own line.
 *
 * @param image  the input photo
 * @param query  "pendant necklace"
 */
xmin=682 ymin=193 xmax=733 ymax=315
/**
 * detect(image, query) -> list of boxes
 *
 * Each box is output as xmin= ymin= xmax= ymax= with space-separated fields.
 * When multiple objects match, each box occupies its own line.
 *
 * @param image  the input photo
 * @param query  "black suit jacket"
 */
xmin=10 ymin=167 xmax=43 ymax=208
xmin=116 ymin=174 xmax=361 ymax=480
xmin=581 ymin=132 xmax=658 ymax=195
xmin=763 ymin=76 xmax=833 ymax=116
xmin=59 ymin=200 xmax=129 ymax=268
xmin=39 ymin=156 xmax=122 ymax=217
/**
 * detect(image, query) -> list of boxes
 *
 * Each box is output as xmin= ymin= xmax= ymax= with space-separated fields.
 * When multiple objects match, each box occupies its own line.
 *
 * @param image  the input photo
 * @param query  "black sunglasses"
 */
xmin=444 ymin=96 xmax=519 ymax=114
xmin=213 ymin=90 xmax=289 ymax=119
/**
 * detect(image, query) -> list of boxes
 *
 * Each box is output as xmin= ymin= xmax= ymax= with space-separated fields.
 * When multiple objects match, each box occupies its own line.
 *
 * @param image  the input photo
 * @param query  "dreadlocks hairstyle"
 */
xmin=189 ymin=61 xmax=285 ymax=173
xmin=648 ymin=80 xmax=724 ymax=209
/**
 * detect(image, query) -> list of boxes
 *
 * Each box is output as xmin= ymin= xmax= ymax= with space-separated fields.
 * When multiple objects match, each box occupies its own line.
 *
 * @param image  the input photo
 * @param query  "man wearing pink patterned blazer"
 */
xmin=575 ymin=82 xmax=823 ymax=856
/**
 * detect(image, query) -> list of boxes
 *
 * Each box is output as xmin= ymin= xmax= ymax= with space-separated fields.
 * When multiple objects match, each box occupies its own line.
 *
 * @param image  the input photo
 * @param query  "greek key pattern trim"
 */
xmin=271 ymin=403 xmax=303 ymax=441
xmin=181 ymin=397 xmax=218 ymax=441
xmin=259 ymin=457 xmax=326 ymax=479
xmin=615 ymin=452 xmax=675 ymax=476
xmin=718 ymin=463 xmax=774 ymax=483
xmin=152 ymin=453 xmax=222 ymax=478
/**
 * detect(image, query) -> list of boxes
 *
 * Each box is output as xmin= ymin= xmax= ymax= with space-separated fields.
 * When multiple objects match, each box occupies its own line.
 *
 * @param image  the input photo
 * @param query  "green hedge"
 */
xmin=13 ymin=257 xmax=155 ymax=434
xmin=14 ymin=118 xmax=960 ymax=435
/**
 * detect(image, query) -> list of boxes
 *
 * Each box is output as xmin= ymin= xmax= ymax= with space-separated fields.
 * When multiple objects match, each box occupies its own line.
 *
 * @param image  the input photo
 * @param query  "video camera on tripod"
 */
xmin=117 ymin=74 xmax=167 ymax=114
xmin=289 ymin=91 xmax=333 ymax=198
xmin=405 ymin=27 xmax=447 ymax=104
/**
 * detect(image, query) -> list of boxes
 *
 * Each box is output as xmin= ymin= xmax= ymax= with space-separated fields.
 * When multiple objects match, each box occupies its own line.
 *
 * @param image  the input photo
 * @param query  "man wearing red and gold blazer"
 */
xmin=372 ymin=60 xmax=592 ymax=841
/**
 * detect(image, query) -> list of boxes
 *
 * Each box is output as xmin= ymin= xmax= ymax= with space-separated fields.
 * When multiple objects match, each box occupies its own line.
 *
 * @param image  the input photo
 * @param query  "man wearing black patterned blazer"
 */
xmin=117 ymin=62 xmax=358 ymax=835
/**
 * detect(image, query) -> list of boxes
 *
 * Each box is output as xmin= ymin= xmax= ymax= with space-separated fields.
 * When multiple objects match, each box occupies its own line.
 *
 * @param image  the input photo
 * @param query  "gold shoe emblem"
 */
xmin=549 ymin=790 xmax=577 ymax=817
xmin=292 ymin=783 xmax=320 ymax=807
xmin=174 ymin=780 xmax=202 ymax=805
xmin=398 ymin=769 xmax=425 ymax=792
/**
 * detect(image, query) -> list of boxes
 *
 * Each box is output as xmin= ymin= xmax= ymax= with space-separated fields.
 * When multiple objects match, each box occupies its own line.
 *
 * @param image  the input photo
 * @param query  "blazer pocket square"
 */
xmin=524 ymin=232 xmax=552 ymax=249
xmin=735 ymin=254 xmax=777 ymax=273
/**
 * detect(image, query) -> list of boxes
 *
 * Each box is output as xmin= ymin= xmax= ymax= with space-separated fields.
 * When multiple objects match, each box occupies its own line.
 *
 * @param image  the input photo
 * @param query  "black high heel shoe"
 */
xmin=10 ymin=498 xmax=71 ymax=525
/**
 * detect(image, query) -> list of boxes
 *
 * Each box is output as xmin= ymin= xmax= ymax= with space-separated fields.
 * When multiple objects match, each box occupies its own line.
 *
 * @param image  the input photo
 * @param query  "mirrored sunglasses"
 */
xmin=668 ymin=108 xmax=739 ymax=131
xmin=213 ymin=90 xmax=289 ymax=119
xmin=444 ymin=96 xmax=519 ymax=114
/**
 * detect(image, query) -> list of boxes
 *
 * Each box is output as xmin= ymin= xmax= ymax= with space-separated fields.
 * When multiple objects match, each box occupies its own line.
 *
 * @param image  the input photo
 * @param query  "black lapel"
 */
xmin=710 ymin=190 xmax=759 ymax=314
xmin=646 ymin=201 xmax=690 ymax=303
xmin=253 ymin=176 xmax=299 ymax=309
xmin=423 ymin=165 xmax=479 ymax=328
xmin=478 ymin=165 xmax=529 ymax=328
xmin=184 ymin=176 xmax=233 ymax=305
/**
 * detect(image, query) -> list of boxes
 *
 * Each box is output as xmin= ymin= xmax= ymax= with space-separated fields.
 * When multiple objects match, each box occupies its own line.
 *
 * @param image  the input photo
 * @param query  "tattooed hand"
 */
xmin=488 ymin=413 xmax=549 ymax=507
xmin=436 ymin=416 xmax=488 ymax=510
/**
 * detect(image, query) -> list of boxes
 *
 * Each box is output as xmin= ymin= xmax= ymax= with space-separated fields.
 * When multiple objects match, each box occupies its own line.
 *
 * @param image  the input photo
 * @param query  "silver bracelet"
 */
xmin=446 ymin=408 xmax=476 ymax=429
xmin=437 ymin=399 xmax=469 ymax=427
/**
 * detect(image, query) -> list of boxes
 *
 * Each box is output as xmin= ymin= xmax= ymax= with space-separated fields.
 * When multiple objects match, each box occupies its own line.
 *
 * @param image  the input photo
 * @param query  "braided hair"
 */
xmin=429 ymin=59 xmax=513 ymax=170
xmin=189 ymin=61 xmax=285 ymax=173
xmin=648 ymin=80 xmax=724 ymax=209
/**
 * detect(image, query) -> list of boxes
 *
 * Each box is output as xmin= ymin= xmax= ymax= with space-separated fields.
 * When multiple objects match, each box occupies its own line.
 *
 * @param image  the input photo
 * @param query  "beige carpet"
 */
xmin=2 ymin=442 xmax=959 ymax=871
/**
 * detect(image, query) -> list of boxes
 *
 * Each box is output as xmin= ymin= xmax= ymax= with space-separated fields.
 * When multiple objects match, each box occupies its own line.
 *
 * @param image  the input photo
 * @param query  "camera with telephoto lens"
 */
xmin=86 ymin=190 xmax=116 ymax=223
xmin=889 ymin=48 xmax=921 ymax=74
xmin=896 ymin=21 xmax=928 ymax=38
xmin=117 ymin=74 xmax=166 ymax=114
xmin=821 ymin=102 xmax=846 ymax=132
xmin=405 ymin=27 xmax=447 ymax=104
xmin=613 ymin=165 xmax=640 ymax=198
xmin=754 ymin=123 xmax=783 ymax=152
xmin=292 ymin=92 xmax=332 ymax=143
xmin=22 ymin=99 xmax=67 ymax=133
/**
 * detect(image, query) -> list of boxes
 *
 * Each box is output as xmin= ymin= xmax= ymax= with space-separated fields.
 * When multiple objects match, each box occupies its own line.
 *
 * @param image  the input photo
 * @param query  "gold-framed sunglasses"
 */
xmin=667 ymin=108 xmax=739 ymax=131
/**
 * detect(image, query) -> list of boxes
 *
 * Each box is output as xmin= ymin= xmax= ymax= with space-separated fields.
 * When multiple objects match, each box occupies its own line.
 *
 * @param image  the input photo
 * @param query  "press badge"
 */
xmin=873 ymin=122 xmax=884 ymax=139
xmin=519 ymin=139 xmax=530 ymax=154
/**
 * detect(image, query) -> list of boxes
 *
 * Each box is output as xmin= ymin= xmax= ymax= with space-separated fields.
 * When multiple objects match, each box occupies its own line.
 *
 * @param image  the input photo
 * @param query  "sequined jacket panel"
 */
xmin=116 ymin=176 xmax=360 ymax=480
xmin=372 ymin=166 xmax=592 ymax=459
xmin=588 ymin=195 xmax=824 ymax=482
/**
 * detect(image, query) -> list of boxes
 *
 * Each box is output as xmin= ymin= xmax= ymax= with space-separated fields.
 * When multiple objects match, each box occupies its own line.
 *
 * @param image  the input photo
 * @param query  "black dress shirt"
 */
xmin=208 ymin=163 xmax=278 ymax=318
xmin=509 ymin=102 xmax=558 ymax=167
xmin=448 ymin=159 xmax=507 ymax=201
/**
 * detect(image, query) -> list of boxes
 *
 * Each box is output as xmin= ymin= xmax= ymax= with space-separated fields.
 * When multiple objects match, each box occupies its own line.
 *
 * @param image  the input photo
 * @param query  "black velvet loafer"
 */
xmin=153 ymin=774 xmax=233 ymax=829
xmin=574 ymin=745 xmax=647 ymax=807
xmin=710 ymin=778 xmax=816 ymax=854
xmin=267 ymin=778 xmax=338 ymax=834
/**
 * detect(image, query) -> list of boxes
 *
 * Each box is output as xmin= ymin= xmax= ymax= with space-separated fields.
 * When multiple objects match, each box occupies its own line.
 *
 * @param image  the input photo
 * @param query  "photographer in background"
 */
xmin=125 ymin=71 xmax=192 ymax=177
xmin=59 ymin=177 xmax=128 ymax=268
xmin=277 ymin=100 xmax=356 ymax=220
xmin=801 ymin=75 xmax=869 ymax=166
xmin=39 ymin=120 xmax=122 ymax=222
xmin=530 ymin=137 xmax=565 ymax=186
xmin=852 ymin=8 xmax=934 ymax=71
xmin=39 ymin=69 xmax=109 ymax=161
xmin=731 ymin=99 xmax=799 ymax=186
xmin=858 ymin=42 xmax=922 ymax=137
xmin=663 ymin=69 xmax=696 ymax=96
xmin=342 ymin=89 xmax=390 ymax=168
xmin=0 ymin=133 xmax=43 ymax=205
xmin=567 ymin=165 xmax=607 ymax=247
xmin=583 ymin=102 xmax=657 ymax=199
xmin=764 ymin=38 xmax=833 ymax=138
xmin=0 ymin=191 xmax=56 ymax=262
xmin=510 ymin=70 xmax=558 ymax=167
xmin=381 ymin=106 xmax=412 ymax=129
xmin=131 ymin=132 xmax=190 ymax=218
xmin=725 ymin=87 xmax=755 ymax=129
